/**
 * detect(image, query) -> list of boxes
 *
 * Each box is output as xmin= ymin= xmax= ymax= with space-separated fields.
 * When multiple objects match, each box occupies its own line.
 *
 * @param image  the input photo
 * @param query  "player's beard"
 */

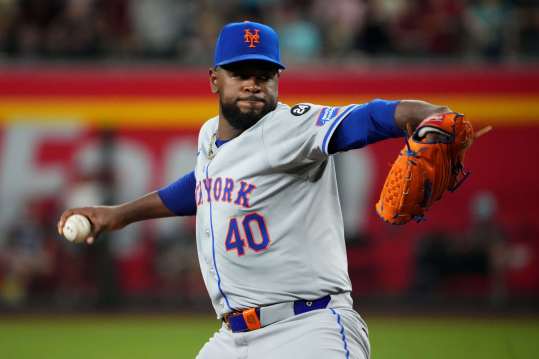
xmin=220 ymin=96 xmax=277 ymax=131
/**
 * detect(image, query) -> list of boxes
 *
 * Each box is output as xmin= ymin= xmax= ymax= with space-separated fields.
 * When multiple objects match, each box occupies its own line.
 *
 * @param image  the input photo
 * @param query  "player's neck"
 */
xmin=217 ymin=117 xmax=244 ymax=140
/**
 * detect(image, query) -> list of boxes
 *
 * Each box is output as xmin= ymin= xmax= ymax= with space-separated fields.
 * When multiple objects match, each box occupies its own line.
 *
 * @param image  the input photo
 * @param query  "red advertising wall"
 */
xmin=1 ymin=66 xmax=538 ymax=295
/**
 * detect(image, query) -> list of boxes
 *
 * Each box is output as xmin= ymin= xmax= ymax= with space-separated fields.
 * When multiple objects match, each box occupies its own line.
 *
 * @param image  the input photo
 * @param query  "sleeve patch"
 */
xmin=290 ymin=104 xmax=311 ymax=116
xmin=316 ymin=106 xmax=341 ymax=127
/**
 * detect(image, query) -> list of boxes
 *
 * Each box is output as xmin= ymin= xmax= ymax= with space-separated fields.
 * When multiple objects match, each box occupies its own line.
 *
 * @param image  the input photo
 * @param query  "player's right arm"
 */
xmin=57 ymin=171 xmax=197 ymax=244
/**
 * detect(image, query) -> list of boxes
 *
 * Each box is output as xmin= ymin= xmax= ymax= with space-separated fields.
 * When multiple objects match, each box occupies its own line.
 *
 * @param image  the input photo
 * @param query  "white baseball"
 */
xmin=63 ymin=214 xmax=92 ymax=243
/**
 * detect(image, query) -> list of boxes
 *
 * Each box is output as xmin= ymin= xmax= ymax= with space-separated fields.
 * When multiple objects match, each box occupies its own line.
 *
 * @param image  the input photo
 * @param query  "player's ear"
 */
xmin=209 ymin=67 xmax=219 ymax=94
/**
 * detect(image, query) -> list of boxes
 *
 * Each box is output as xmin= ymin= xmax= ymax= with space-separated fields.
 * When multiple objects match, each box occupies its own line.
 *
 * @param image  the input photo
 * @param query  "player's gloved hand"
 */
xmin=57 ymin=206 xmax=125 ymax=244
xmin=375 ymin=112 xmax=491 ymax=225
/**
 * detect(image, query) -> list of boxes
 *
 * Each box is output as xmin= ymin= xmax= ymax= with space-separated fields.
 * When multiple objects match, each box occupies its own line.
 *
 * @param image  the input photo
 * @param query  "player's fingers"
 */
xmin=57 ymin=216 xmax=64 ymax=235
xmin=87 ymin=226 xmax=103 ymax=245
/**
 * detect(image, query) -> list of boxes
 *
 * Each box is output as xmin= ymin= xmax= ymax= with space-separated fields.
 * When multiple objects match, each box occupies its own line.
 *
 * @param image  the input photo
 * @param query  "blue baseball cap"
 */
xmin=214 ymin=21 xmax=285 ymax=69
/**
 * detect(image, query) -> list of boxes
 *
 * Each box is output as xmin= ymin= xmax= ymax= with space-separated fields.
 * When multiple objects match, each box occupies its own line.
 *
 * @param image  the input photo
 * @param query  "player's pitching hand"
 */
xmin=57 ymin=206 xmax=123 ymax=244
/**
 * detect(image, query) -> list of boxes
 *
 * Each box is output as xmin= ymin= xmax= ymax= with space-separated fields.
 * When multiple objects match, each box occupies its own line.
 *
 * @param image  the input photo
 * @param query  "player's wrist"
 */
xmin=395 ymin=100 xmax=452 ymax=132
xmin=110 ymin=204 xmax=133 ymax=230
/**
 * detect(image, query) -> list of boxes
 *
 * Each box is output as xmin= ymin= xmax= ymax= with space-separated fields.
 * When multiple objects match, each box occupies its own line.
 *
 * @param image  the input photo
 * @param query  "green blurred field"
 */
xmin=0 ymin=314 xmax=537 ymax=358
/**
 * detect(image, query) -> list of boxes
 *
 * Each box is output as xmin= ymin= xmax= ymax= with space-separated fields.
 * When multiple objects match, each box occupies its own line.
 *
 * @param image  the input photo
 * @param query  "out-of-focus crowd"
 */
xmin=0 ymin=0 xmax=538 ymax=64
xmin=0 ymin=160 xmax=207 ymax=310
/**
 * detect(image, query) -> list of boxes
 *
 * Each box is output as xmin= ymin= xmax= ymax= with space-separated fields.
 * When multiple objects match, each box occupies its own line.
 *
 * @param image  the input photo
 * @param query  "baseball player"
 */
xmin=58 ymin=21 xmax=457 ymax=359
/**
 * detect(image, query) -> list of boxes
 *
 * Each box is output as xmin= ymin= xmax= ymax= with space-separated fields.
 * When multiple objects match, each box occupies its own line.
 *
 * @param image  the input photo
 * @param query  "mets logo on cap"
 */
xmin=244 ymin=29 xmax=260 ymax=48
xmin=213 ymin=21 xmax=286 ymax=69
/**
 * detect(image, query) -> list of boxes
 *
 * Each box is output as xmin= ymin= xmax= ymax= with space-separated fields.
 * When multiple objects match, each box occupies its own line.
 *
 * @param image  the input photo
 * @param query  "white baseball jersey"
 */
xmin=194 ymin=102 xmax=362 ymax=318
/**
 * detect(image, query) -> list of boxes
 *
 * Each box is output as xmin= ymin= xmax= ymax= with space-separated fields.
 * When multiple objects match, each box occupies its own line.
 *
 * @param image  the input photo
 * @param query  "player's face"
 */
xmin=210 ymin=60 xmax=280 ymax=131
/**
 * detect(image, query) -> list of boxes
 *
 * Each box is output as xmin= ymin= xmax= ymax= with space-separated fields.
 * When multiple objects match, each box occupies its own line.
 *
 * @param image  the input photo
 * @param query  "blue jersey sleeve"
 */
xmin=328 ymin=99 xmax=404 ymax=154
xmin=157 ymin=171 xmax=197 ymax=216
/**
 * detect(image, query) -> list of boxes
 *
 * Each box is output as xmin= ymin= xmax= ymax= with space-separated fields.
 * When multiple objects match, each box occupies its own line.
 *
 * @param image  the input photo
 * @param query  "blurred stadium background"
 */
xmin=0 ymin=0 xmax=538 ymax=358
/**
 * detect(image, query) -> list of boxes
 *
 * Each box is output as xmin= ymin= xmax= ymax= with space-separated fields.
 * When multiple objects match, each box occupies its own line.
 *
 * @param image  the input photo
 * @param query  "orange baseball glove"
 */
xmin=375 ymin=112 xmax=488 ymax=225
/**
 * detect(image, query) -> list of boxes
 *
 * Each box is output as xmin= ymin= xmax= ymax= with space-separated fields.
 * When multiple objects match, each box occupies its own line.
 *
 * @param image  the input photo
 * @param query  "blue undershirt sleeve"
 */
xmin=328 ymin=99 xmax=404 ymax=154
xmin=157 ymin=170 xmax=197 ymax=216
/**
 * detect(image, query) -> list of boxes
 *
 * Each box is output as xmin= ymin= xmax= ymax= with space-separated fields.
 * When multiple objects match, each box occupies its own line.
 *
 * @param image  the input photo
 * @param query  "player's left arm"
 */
xmin=328 ymin=99 xmax=452 ymax=154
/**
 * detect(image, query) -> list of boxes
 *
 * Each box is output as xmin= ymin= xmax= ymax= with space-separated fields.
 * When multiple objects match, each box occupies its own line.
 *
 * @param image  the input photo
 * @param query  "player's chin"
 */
xmin=237 ymin=107 xmax=265 ymax=120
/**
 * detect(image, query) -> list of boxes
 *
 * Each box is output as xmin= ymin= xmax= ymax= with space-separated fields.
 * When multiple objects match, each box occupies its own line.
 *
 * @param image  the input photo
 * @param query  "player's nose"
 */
xmin=241 ymin=76 xmax=261 ymax=92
